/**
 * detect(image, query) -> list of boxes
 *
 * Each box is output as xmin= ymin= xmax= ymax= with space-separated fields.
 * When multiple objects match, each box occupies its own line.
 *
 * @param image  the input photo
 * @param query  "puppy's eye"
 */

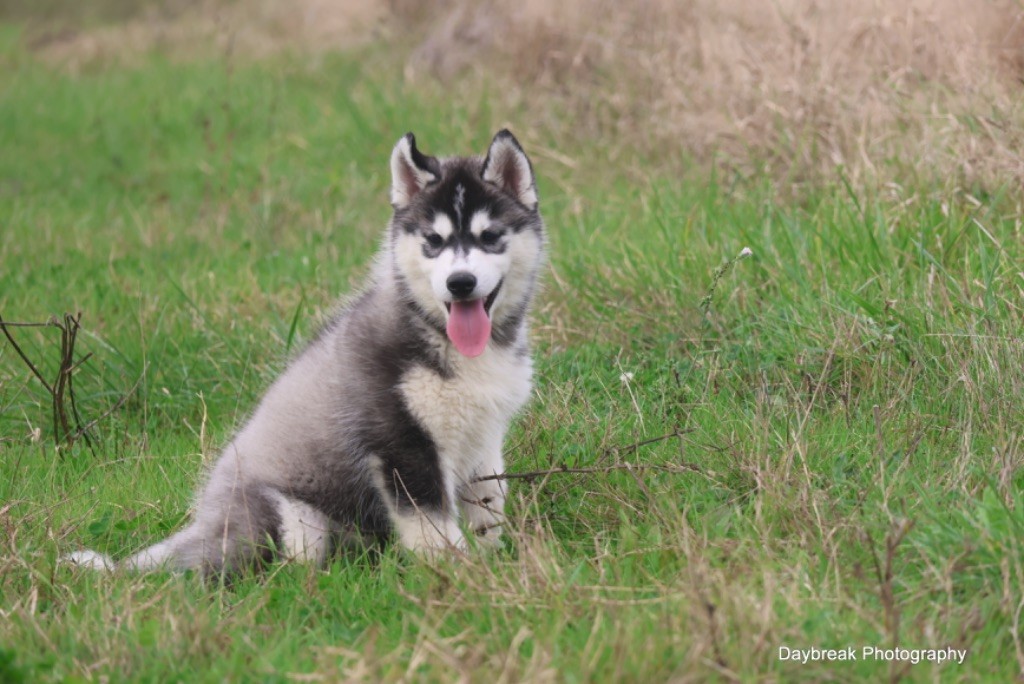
xmin=425 ymin=233 xmax=444 ymax=248
xmin=479 ymin=230 xmax=503 ymax=246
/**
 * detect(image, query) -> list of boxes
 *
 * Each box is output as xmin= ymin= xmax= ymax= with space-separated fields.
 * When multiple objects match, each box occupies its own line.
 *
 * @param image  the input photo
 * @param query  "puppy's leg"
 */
xmin=459 ymin=477 xmax=506 ymax=548
xmin=458 ymin=472 xmax=507 ymax=548
xmin=392 ymin=507 xmax=464 ymax=555
xmin=265 ymin=489 xmax=332 ymax=564
xmin=457 ymin=445 xmax=507 ymax=547
xmin=377 ymin=459 xmax=465 ymax=555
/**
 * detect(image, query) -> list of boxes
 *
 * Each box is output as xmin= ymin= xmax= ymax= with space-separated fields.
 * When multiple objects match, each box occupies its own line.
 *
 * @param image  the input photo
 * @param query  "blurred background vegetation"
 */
xmin=4 ymin=0 xmax=1023 ymax=191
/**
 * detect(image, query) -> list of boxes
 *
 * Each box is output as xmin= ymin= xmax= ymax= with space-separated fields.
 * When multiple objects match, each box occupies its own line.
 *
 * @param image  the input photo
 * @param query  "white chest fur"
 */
xmin=399 ymin=346 xmax=532 ymax=484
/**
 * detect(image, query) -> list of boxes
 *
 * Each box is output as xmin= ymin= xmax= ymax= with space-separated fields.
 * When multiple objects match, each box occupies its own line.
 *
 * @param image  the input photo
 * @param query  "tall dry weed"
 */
xmin=397 ymin=0 xmax=1024 ymax=191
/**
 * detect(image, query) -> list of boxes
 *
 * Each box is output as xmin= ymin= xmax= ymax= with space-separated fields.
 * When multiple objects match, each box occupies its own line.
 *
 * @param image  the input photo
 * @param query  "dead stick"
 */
xmin=64 ymin=351 xmax=94 ymax=376
xmin=0 ymin=314 xmax=54 ymax=393
xmin=614 ymin=428 xmax=695 ymax=455
xmin=54 ymin=315 xmax=71 ymax=442
xmin=473 ymin=428 xmax=700 ymax=483
xmin=64 ymin=314 xmax=94 ymax=450
xmin=67 ymin=364 xmax=147 ymax=443
xmin=474 ymin=461 xmax=705 ymax=483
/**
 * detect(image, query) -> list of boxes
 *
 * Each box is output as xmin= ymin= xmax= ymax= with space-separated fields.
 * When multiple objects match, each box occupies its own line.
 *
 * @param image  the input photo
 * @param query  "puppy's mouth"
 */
xmin=444 ymin=280 xmax=502 ymax=315
xmin=444 ymin=280 xmax=502 ymax=358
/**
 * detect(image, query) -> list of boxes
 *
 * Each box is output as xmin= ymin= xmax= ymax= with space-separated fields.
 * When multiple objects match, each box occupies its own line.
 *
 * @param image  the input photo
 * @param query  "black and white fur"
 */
xmin=67 ymin=130 xmax=545 ymax=573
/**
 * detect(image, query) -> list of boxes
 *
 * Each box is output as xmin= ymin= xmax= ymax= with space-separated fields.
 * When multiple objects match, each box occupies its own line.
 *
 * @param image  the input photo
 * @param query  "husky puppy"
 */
xmin=67 ymin=130 xmax=545 ymax=573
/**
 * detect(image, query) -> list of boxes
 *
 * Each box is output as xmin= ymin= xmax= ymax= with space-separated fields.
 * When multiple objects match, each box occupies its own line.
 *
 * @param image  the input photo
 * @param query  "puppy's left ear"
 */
xmin=391 ymin=133 xmax=440 ymax=208
xmin=481 ymin=129 xmax=538 ymax=210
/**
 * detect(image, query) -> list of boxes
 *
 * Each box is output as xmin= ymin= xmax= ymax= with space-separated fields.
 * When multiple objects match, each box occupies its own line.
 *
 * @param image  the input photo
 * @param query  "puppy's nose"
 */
xmin=446 ymin=272 xmax=477 ymax=298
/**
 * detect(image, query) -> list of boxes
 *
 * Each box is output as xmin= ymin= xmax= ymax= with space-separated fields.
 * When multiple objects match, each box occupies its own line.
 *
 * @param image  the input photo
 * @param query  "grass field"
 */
xmin=2 ymin=4 xmax=1023 ymax=682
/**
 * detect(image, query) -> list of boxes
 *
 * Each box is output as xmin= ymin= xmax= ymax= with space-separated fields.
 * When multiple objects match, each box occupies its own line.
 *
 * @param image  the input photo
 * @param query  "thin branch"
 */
xmin=613 ymin=427 xmax=696 ymax=455
xmin=53 ymin=314 xmax=72 ymax=442
xmin=473 ymin=461 xmax=706 ymax=483
xmin=67 ymin=363 xmax=147 ymax=444
xmin=65 ymin=351 xmax=94 ymax=376
xmin=0 ymin=313 xmax=54 ymax=393
xmin=1 ymin=312 xmax=121 ymax=452
xmin=473 ymin=428 xmax=699 ymax=484
xmin=66 ymin=342 xmax=95 ymax=452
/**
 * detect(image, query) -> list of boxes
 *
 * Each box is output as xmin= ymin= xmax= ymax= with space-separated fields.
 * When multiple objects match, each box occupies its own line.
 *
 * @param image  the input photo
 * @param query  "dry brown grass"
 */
xmin=23 ymin=0 xmax=388 ymax=67
xmin=397 ymin=0 xmax=1024 ymax=191
xmin=21 ymin=0 xmax=1024 ymax=189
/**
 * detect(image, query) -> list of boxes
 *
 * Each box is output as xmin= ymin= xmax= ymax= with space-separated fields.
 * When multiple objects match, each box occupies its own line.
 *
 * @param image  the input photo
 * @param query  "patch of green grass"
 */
xmin=1 ymin=32 xmax=1022 ymax=683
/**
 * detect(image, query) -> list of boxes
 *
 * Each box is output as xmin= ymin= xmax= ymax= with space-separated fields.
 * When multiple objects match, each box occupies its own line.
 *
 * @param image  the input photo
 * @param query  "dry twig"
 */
xmin=474 ymin=428 xmax=703 ymax=484
xmin=0 ymin=312 xmax=140 ymax=451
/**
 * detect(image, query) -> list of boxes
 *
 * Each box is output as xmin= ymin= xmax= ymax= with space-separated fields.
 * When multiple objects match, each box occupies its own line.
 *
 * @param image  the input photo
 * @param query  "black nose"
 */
xmin=446 ymin=272 xmax=477 ymax=298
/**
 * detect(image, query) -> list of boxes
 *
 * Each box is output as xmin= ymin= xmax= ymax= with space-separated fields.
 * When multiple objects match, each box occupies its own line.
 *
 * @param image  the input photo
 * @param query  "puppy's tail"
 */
xmin=62 ymin=549 xmax=116 ymax=571
xmin=63 ymin=524 xmax=206 ymax=572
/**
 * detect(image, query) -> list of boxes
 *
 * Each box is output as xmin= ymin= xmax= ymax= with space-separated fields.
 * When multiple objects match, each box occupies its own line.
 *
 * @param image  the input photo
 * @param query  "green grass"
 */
xmin=2 ymin=26 xmax=1023 ymax=683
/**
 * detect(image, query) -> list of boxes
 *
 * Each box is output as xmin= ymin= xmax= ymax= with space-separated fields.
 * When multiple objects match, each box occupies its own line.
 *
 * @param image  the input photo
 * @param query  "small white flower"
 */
xmin=738 ymin=247 xmax=753 ymax=259
xmin=619 ymin=372 xmax=634 ymax=383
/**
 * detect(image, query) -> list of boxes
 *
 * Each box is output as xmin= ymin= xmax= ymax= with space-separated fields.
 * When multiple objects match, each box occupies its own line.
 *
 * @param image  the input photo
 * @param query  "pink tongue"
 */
xmin=446 ymin=299 xmax=491 ymax=357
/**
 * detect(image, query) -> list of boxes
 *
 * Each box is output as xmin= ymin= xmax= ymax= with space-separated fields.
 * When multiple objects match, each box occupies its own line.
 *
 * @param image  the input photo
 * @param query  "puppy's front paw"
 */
xmin=397 ymin=514 xmax=466 ymax=558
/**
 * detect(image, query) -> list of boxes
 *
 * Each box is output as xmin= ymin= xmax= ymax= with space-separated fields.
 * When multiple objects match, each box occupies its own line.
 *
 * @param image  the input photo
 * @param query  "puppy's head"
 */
xmin=389 ymin=130 xmax=545 ymax=357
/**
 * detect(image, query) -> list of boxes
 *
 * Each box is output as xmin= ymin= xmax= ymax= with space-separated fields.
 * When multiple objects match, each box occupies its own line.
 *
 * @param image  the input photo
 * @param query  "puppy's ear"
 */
xmin=481 ymin=129 xmax=538 ymax=210
xmin=390 ymin=133 xmax=439 ymax=208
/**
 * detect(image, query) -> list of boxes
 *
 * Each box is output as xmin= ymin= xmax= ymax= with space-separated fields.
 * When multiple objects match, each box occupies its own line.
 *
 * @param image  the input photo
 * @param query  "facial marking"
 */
xmin=432 ymin=214 xmax=455 ymax=239
xmin=469 ymin=210 xmax=492 ymax=237
xmin=453 ymin=183 xmax=466 ymax=228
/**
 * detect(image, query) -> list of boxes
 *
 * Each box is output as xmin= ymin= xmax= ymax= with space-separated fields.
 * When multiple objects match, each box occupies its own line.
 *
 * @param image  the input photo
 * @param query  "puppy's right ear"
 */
xmin=390 ymin=133 xmax=439 ymax=208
